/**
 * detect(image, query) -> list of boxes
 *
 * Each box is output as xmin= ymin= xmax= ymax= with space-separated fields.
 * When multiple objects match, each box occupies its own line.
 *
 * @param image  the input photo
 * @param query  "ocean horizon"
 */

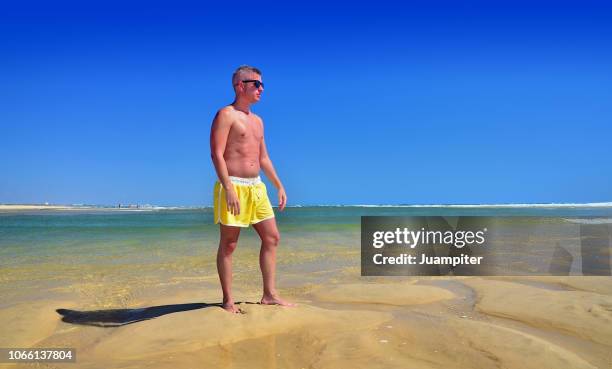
xmin=2 ymin=201 xmax=612 ymax=209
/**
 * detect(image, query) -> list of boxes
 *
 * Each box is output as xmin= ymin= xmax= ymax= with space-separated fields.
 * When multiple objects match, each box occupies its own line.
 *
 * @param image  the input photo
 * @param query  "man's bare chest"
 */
xmin=228 ymin=119 xmax=262 ymax=145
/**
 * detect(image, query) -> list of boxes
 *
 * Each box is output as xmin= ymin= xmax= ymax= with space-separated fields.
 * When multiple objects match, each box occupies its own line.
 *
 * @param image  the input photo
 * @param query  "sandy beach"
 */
xmin=0 ymin=205 xmax=79 ymax=211
xmin=1 ymin=276 xmax=611 ymax=368
xmin=0 ymin=205 xmax=165 ymax=212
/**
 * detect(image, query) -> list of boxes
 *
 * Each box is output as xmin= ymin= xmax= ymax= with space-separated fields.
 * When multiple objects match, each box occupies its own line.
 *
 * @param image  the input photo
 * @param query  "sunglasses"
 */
xmin=242 ymin=80 xmax=264 ymax=89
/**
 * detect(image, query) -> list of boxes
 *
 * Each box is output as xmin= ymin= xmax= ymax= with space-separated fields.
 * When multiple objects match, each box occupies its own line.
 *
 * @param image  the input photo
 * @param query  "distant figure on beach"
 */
xmin=210 ymin=65 xmax=295 ymax=313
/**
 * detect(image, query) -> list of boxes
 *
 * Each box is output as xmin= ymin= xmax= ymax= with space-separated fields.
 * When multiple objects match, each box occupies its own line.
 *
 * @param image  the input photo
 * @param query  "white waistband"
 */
xmin=228 ymin=176 xmax=261 ymax=186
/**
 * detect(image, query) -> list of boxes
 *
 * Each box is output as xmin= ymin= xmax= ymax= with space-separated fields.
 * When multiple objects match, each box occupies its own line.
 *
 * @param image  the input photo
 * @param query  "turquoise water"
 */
xmin=2 ymin=206 xmax=612 ymax=265
xmin=2 ymin=205 xmax=611 ymax=259
xmin=1 ymin=206 xmax=611 ymax=308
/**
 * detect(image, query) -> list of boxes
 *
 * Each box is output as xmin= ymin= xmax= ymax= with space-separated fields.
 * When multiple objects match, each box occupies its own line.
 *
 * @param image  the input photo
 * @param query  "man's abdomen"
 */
xmin=224 ymin=154 xmax=260 ymax=178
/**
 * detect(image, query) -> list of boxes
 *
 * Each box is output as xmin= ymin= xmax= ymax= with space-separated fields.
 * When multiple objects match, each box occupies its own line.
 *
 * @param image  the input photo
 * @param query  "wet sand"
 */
xmin=1 ymin=276 xmax=611 ymax=369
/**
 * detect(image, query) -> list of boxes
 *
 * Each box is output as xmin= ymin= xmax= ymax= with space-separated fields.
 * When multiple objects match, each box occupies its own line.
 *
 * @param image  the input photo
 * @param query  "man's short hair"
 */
xmin=232 ymin=65 xmax=262 ymax=88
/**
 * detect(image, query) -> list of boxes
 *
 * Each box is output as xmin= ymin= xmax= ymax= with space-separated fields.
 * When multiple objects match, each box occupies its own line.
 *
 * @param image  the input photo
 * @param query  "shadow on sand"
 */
xmin=56 ymin=302 xmax=230 ymax=327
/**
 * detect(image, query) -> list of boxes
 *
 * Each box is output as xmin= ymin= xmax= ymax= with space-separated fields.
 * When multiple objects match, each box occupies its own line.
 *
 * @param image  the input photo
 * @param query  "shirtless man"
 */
xmin=210 ymin=65 xmax=295 ymax=313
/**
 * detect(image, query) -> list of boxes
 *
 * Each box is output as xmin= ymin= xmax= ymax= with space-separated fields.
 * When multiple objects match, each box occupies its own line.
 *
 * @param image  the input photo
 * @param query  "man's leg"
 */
xmin=217 ymin=224 xmax=242 ymax=313
xmin=252 ymin=218 xmax=296 ymax=306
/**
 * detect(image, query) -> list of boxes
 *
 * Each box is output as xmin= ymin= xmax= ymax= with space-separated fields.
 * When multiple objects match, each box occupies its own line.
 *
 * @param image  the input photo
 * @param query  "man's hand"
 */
xmin=278 ymin=187 xmax=287 ymax=211
xmin=226 ymin=188 xmax=241 ymax=215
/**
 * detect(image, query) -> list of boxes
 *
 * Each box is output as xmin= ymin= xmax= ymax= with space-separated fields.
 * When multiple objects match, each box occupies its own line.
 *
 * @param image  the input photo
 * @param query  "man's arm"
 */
xmin=210 ymin=109 xmax=241 ymax=215
xmin=259 ymin=128 xmax=287 ymax=211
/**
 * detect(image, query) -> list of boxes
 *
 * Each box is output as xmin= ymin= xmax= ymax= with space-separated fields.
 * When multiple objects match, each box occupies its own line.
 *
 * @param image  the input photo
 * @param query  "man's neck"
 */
xmin=232 ymin=98 xmax=251 ymax=114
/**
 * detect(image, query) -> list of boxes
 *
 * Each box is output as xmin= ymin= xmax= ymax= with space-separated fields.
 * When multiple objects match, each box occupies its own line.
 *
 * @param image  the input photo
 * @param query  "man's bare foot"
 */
xmin=222 ymin=302 xmax=244 ymax=314
xmin=260 ymin=294 xmax=297 ymax=307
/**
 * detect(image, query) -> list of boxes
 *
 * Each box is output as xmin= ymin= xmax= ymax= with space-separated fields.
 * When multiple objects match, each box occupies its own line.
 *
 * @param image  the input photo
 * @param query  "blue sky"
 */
xmin=1 ymin=1 xmax=611 ymax=206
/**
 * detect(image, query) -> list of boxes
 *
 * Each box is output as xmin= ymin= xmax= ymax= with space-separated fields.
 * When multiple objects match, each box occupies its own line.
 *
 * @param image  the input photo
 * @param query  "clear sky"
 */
xmin=1 ymin=1 xmax=611 ymax=206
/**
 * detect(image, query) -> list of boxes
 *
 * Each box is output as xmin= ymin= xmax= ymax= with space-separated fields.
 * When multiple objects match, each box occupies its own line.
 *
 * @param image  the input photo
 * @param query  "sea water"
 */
xmin=1 ymin=205 xmax=611 ymax=308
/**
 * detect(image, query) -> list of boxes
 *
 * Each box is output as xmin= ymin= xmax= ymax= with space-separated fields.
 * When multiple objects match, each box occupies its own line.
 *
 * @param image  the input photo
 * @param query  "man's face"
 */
xmin=240 ymin=73 xmax=264 ymax=103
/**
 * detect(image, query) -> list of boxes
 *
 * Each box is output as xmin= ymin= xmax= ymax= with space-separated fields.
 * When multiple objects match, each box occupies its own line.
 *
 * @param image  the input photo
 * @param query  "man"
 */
xmin=210 ymin=65 xmax=295 ymax=313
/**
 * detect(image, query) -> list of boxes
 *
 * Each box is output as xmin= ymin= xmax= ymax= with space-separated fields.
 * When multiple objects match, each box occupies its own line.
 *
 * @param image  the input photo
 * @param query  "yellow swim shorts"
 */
xmin=213 ymin=176 xmax=275 ymax=227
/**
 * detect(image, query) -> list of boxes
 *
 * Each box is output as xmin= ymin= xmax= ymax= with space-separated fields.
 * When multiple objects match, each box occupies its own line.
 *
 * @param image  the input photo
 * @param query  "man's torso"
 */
xmin=222 ymin=106 xmax=264 ymax=178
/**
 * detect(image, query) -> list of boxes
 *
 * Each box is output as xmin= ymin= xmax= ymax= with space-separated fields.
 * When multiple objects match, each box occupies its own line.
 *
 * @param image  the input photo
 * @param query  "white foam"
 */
xmin=563 ymin=218 xmax=612 ymax=224
xmin=302 ymin=202 xmax=612 ymax=208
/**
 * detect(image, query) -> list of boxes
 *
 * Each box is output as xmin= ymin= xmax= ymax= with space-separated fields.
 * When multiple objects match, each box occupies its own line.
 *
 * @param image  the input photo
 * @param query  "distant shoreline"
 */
xmin=1 ymin=202 xmax=612 ymax=213
xmin=0 ymin=205 xmax=162 ymax=212
xmin=0 ymin=205 xmax=84 ymax=211
xmin=0 ymin=205 xmax=185 ymax=212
